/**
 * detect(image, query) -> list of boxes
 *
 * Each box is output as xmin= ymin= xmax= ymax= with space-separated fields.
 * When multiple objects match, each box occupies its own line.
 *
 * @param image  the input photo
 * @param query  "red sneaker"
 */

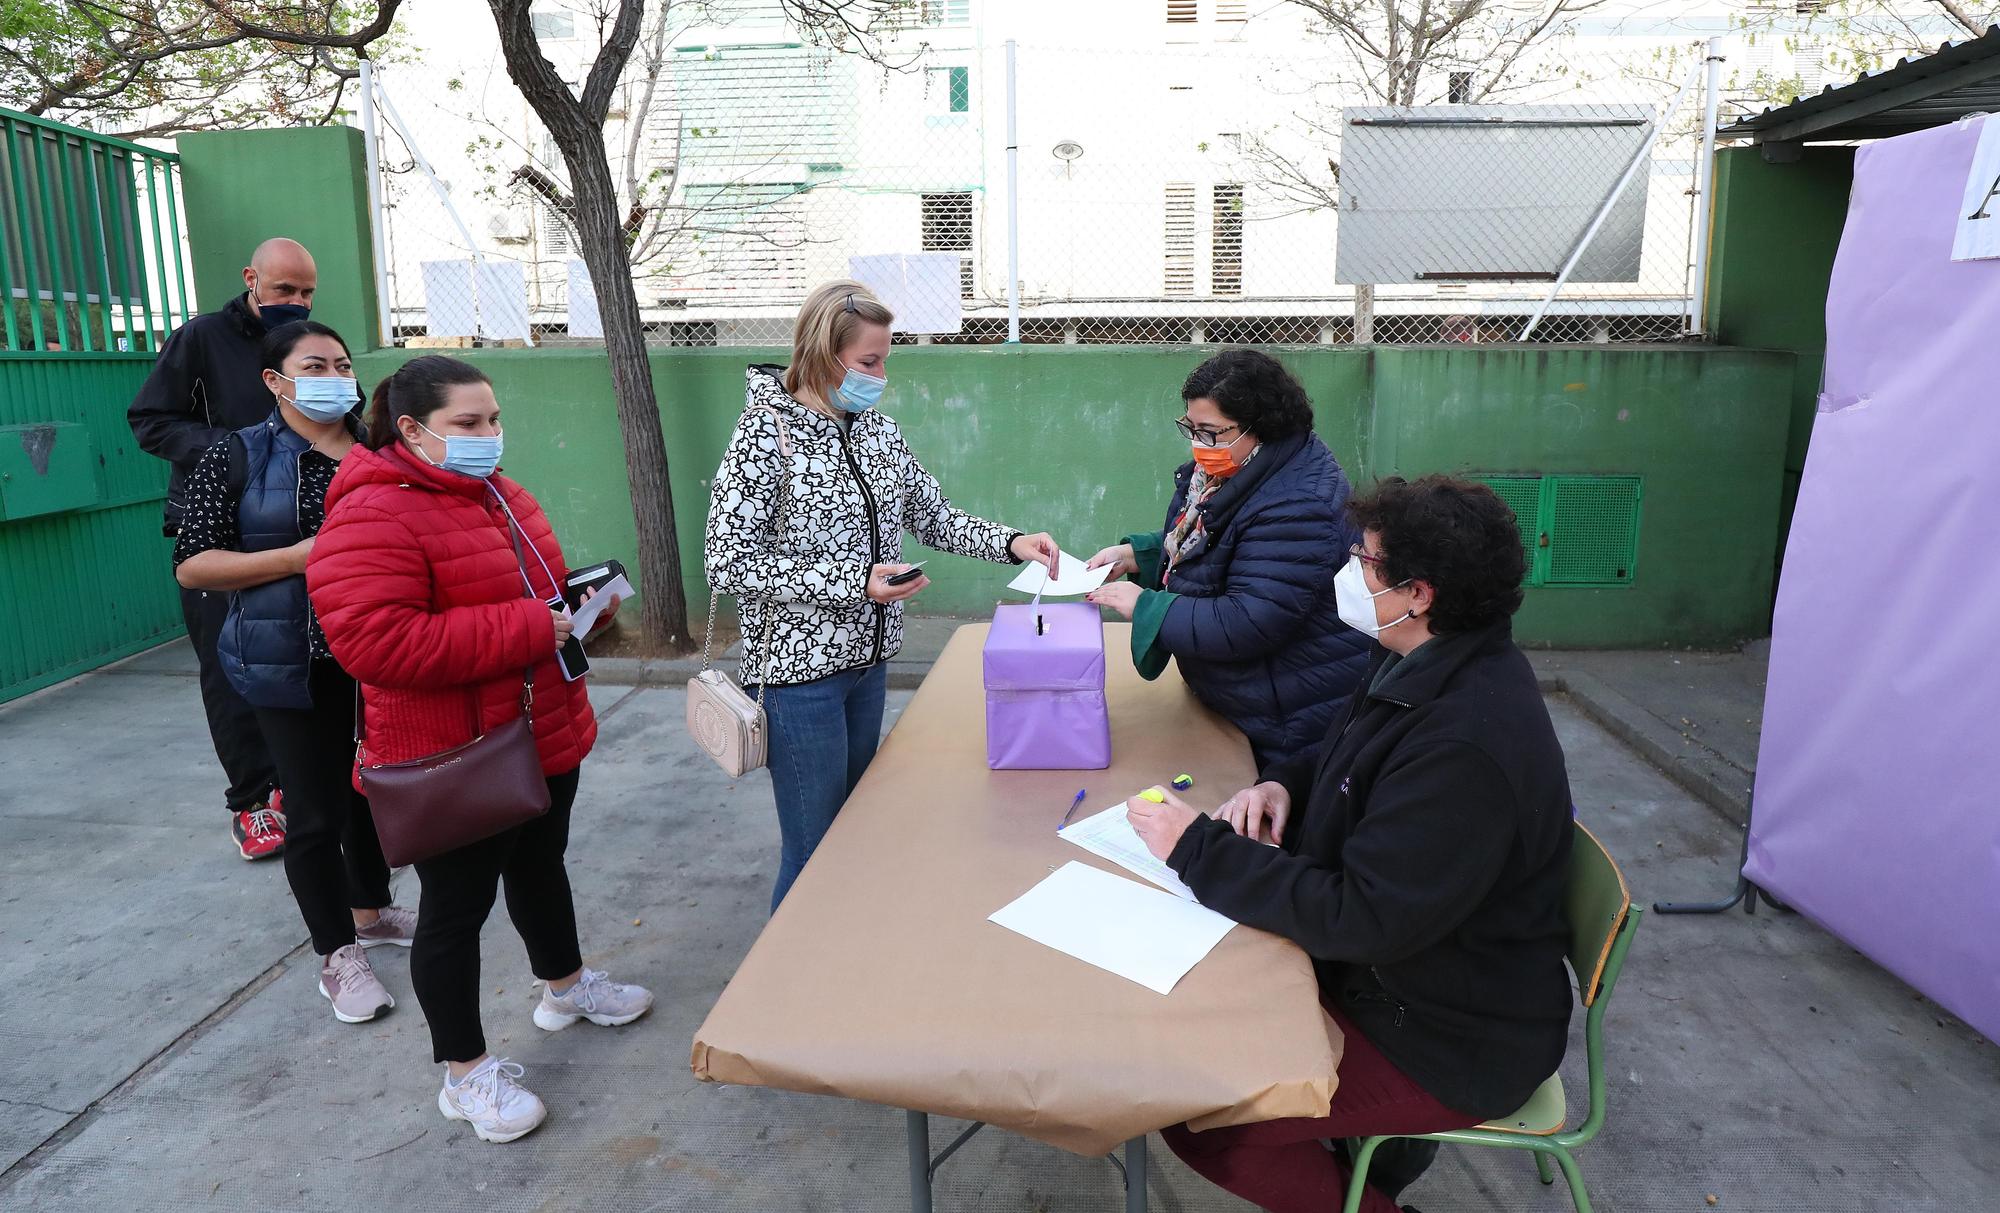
xmin=231 ymin=804 xmax=286 ymax=861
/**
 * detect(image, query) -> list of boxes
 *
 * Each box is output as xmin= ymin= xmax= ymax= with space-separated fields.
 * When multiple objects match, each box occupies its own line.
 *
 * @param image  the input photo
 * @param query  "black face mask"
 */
xmin=258 ymin=302 xmax=311 ymax=331
xmin=250 ymin=274 xmax=311 ymax=331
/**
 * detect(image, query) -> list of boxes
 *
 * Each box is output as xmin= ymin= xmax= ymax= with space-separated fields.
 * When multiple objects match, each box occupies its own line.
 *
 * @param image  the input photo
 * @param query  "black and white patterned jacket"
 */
xmin=704 ymin=365 xmax=1023 ymax=686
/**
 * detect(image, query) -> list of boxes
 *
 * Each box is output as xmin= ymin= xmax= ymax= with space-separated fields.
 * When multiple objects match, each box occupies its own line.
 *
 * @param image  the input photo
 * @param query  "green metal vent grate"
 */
xmin=1471 ymin=474 xmax=1643 ymax=588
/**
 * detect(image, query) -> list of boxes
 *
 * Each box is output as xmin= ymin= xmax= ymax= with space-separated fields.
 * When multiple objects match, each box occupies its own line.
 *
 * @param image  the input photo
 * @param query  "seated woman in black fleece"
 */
xmin=1124 ymin=475 xmax=1575 ymax=1213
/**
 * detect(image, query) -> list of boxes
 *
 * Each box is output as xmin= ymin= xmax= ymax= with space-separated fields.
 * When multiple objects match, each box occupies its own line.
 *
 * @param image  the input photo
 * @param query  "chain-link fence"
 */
xmin=369 ymin=16 xmax=1710 ymax=349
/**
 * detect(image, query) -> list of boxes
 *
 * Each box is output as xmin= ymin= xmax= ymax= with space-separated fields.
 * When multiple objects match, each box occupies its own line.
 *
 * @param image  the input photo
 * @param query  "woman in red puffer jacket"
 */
xmin=307 ymin=355 xmax=651 ymax=1144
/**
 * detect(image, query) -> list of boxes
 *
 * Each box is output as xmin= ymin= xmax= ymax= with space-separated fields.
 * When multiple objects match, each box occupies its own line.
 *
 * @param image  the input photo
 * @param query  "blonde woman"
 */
xmin=706 ymin=282 xmax=1058 ymax=910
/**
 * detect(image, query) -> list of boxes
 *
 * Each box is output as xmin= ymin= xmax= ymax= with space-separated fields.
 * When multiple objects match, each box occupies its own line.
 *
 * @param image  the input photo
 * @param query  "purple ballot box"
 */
xmin=982 ymin=603 xmax=1112 ymax=770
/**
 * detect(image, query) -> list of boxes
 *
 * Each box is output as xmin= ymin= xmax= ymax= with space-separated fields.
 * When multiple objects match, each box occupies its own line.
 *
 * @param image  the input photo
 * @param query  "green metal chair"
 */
xmin=1342 ymin=821 xmax=1643 ymax=1213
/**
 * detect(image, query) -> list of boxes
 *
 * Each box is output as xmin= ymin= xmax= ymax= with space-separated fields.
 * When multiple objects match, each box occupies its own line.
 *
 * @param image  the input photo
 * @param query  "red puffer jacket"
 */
xmin=307 ymin=442 xmax=597 ymax=778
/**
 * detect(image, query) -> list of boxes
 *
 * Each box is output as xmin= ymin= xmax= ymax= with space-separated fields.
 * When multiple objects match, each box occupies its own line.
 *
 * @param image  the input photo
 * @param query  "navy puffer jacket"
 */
xmin=1128 ymin=431 xmax=1373 ymax=768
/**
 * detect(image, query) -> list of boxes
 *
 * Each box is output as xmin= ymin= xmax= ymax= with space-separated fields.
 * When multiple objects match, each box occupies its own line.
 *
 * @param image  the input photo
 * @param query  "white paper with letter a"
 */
xmin=1952 ymin=115 xmax=2000 ymax=262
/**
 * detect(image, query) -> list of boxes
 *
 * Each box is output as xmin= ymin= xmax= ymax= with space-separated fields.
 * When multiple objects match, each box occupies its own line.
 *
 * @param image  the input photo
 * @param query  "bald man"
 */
xmin=128 ymin=238 xmax=320 ymax=861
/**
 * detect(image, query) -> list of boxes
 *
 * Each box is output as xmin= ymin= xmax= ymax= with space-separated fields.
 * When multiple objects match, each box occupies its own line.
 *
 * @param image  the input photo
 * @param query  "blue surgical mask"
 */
xmin=830 ymin=367 xmax=886 ymax=413
xmin=280 ymin=373 xmax=358 ymax=423
xmin=416 ymin=421 xmax=503 ymax=479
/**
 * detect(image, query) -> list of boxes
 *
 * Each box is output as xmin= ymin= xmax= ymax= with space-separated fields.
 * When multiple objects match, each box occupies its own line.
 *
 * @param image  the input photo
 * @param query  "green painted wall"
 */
xmin=1706 ymin=145 xmax=1856 ymax=547
xmin=0 ymin=354 xmax=180 ymax=703
xmin=1370 ymin=345 xmax=1791 ymax=646
xmin=353 ymin=344 xmax=1792 ymax=648
xmin=177 ymin=126 xmax=381 ymax=351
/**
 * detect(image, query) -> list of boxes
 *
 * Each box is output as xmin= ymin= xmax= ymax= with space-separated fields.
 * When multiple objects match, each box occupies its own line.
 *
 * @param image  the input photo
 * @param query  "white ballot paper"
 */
xmin=567 ymin=574 xmax=635 ymax=635
xmin=989 ymin=861 xmax=1236 ymax=995
xmin=1059 ymin=803 xmax=1197 ymax=900
xmin=1007 ymin=550 xmax=1111 ymax=597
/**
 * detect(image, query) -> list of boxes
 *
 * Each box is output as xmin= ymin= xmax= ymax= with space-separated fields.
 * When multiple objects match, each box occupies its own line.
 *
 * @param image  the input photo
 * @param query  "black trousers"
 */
xmin=411 ymin=769 xmax=584 ymax=1064
xmin=252 ymin=660 xmax=393 ymax=956
xmin=180 ymin=585 xmax=278 ymax=814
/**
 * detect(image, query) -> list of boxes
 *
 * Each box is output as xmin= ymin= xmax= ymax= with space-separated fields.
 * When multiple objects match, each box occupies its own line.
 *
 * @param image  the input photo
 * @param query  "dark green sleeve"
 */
xmin=1128 ymin=587 xmax=1178 ymax=681
xmin=1124 ymin=530 xmax=1166 ymax=591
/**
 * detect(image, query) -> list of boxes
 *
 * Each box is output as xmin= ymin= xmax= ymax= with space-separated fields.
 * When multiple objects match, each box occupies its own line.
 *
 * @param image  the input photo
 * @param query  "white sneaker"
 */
xmin=533 ymin=968 xmax=654 ymax=1031
xmin=436 ymin=1056 xmax=547 ymax=1143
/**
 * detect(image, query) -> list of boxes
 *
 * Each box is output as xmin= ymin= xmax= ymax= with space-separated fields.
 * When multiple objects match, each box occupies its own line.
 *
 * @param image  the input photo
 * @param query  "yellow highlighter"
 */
xmin=1138 ymin=788 xmax=1167 ymax=803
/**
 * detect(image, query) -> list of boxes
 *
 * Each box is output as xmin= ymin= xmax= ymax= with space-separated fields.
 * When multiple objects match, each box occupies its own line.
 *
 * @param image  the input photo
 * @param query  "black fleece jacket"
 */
xmin=1167 ymin=619 xmax=1574 ymax=1118
xmin=127 ymin=292 xmax=272 ymax=536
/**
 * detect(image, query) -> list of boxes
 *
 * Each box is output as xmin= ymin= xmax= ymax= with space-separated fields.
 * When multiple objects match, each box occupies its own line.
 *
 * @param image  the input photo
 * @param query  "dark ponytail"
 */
xmin=365 ymin=355 xmax=493 ymax=450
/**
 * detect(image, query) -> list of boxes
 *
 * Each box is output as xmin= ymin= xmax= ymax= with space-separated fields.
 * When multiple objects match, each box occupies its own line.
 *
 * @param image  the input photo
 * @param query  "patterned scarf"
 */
xmin=1162 ymin=469 xmax=1222 ymax=589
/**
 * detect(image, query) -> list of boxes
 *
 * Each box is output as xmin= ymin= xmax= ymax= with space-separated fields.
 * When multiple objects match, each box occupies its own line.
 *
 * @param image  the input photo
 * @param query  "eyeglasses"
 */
xmin=1175 ymin=416 xmax=1244 ymax=448
xmin=1349 ymin=543 xmax=1388 ymax=568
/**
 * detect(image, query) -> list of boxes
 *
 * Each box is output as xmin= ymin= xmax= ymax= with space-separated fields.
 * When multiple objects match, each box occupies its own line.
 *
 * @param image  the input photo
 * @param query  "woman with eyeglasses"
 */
xmin=1086 ymin=348 xmax=1371 ymax=769
xmin=705 ymin=281 xmax=1059 ymax=911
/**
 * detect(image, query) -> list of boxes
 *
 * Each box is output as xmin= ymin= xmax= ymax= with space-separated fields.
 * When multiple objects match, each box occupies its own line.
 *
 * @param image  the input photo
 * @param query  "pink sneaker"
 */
xmin=355 ymin=905 xmax=417 ymax=949
xmin=318 ymin=944 xmax=393 ymax=1023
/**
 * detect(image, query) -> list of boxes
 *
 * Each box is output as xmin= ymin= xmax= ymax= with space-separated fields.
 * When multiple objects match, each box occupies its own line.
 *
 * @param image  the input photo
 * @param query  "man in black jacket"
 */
xmin=1126 ymin=475 xmax=1574 ymax=1213
xmin=128 ymin=237 xmax=319 ymax=861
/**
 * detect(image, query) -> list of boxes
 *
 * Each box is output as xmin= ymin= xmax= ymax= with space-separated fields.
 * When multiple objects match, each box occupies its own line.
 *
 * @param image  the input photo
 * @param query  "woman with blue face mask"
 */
xmin=174 ymin=320 xmax=418 ymax=1027
xmin=705 ymin=280 xmax=1061 ymax=910
xmin=305 ymin=355 xmax=651 ymax=1144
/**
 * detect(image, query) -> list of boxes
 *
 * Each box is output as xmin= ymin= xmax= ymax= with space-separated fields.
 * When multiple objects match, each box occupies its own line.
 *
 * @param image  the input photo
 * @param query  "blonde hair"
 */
xmin=784 ymin=280 xmax=894 ymax=406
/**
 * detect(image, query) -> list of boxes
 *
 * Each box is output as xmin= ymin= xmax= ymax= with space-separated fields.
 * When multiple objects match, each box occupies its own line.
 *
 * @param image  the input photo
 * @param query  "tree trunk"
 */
xmin=490 ymin=0 xmax=695 ymax=655
xmin=569 ymin=146 xmax=695 ymax=654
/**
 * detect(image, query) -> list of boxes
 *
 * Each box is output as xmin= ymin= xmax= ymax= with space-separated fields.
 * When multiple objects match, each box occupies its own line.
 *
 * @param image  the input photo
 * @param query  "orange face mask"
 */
xmin=1191 ymin=442 xmax=1243 ymax=478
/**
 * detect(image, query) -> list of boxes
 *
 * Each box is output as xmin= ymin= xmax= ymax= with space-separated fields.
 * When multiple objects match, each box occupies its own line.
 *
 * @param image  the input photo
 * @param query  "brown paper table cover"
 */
xmin=691 ymin=623 xmax=1343 ymax=1156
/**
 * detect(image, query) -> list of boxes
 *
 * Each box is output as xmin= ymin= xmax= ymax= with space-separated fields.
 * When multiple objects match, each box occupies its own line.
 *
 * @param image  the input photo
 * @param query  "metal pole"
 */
xmin=359 ymin=58 xmax=395 ymax=348
xmin=1689 ymin=36 xmax=1726 ymax=338
xmin=906 ymin=1110 xmax=932 ymax=1213
xmin=1005 ymin=38 xmax=1021 ymax=343
xmin=1125 ymin=1135 xmax=1149 ymax=1212
xmin=1519 ymin=60 xmax=1703 ymax=342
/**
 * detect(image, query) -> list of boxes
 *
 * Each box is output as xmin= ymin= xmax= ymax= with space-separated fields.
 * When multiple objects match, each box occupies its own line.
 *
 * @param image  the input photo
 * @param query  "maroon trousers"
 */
xmin=1162 ymin=1006 xmax=1479 ymax=1213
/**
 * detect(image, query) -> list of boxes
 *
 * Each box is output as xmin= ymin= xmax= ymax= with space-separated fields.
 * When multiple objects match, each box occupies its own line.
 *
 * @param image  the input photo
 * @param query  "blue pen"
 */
xmin=1057 ymin=789 xmax=1087 ymax=832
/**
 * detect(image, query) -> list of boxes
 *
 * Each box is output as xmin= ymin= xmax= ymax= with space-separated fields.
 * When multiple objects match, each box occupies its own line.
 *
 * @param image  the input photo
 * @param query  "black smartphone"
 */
xmin=885 ymin=561 xmax=929 ymax=587
xmin=547 ymin=594 xmax=592 ymax=681
xmin=563 ymin=558 xmax=626 ymax=611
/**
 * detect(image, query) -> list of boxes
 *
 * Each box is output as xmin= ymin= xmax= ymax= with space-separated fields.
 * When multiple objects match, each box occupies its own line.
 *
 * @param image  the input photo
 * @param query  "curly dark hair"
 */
xmin=1346 ymin=475 xmax=1528 ymax=634
xmin=1180 ymin=348 xmax=1314 ymax=441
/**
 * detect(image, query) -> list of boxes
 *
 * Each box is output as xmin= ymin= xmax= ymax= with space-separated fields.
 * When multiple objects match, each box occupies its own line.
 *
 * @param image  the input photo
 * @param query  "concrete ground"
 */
xmin=1 ymin=635 xmax=1994 ymax=1212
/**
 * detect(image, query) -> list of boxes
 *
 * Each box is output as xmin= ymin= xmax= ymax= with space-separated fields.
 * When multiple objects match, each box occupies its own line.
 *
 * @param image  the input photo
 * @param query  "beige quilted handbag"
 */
xmin=686 ymin=406 xmax=788 ymax=777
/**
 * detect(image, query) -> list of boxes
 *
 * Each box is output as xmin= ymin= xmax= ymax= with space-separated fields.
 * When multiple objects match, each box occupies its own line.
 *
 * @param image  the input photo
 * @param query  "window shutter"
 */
xmin=922 ymin=193 xmax=976 ymax=301
xmin=1211 ymin=184 xmax=1243 ymax=295
xmin=1165 ymin=184 xmax=1196 ymax=295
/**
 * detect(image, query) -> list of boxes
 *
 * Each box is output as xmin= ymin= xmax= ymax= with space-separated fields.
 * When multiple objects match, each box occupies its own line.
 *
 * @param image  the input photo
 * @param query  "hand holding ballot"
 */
xmin=1008 ymin=531 xmax=1062 ymax=575
xmin=1125 ymin=784 xmax=1203 ymax=861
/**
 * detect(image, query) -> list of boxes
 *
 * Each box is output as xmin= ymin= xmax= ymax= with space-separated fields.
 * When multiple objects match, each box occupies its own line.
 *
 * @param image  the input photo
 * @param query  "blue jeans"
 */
xmin=757 ymin=662 xmax=888 ymax=912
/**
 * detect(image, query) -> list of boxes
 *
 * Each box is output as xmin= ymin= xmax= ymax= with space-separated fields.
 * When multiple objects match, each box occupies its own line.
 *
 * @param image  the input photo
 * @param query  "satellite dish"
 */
xmin=1051 ymin=141 xmax=1084 ymax=161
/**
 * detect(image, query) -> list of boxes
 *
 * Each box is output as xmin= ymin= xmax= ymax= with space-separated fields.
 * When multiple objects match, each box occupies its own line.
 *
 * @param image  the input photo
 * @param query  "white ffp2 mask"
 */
xmin=1334 ymin=554 xmax=1414 ymax=638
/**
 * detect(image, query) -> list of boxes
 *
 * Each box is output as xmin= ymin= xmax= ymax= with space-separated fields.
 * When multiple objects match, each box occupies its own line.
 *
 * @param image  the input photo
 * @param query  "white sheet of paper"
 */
xmin=1007 ymin=550 xmax=1111 ymax=597
xmin=1059 ymin=803 xmax=1198 ymax=900
xmin=420 ymin=259 xmax=478 ymax=337
xmin=989 ymin=861 xmax=1236 ymax=995
xmin=475 ymin=260 xmax=534 ymax=343
xmin=849 ymin=253 xmax=964 ymax=334
xmin=566 ymin=258 xmax=603 ymax=338
xmin=567 ymin=573 xmax=634 ymax=634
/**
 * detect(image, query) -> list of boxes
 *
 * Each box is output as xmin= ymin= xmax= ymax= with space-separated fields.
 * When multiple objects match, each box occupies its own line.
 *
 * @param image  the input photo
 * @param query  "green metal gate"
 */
xmin=0 ymin=108 xmax=190 ymax=704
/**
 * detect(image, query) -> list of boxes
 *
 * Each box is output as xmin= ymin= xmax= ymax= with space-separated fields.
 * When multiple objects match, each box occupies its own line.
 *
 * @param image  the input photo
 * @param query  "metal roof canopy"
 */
xmin=1718 ymin=27 xmax=2000 ymax=146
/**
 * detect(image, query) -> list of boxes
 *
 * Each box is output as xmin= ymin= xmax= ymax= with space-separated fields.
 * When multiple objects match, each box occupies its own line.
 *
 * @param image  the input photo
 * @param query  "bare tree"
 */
xmin=1282 ymin=0 xmax=1608 ymax=108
